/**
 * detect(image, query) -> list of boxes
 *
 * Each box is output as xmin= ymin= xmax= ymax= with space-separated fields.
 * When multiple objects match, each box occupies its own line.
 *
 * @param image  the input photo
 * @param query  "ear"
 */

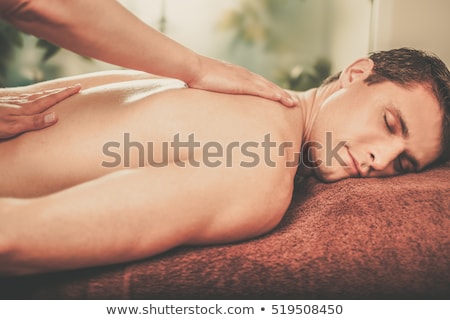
xmin=339 ymin=58 xmax=374 ymax=87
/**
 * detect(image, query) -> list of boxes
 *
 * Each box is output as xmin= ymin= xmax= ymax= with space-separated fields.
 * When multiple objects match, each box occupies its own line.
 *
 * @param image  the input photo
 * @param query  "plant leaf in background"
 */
xmin=0 ymin=21 xmax=85 ymax=86
xmin=0 ymin=22 xmax=24 ymax=85
xmin=218 ymin=0 xmax=306 ymax=53
xmin=0 ymin=22 xmax=23 ymax=50
xmin=278 ymin=57 xmax=331 ymax=91
xmin=218 ymin=0 xmax=331 ymax=90
xmin=218 ymin=0 xmax=271 ymax=48
xmin=36 ymin=38 xmax=61 ymax=62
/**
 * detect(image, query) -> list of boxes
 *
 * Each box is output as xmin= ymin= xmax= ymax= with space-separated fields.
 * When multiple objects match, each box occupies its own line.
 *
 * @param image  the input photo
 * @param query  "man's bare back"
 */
xmin=0 ymin=71 xmax=302 ymax=197
xmin=0 ymin=71 xmax=302 ymax=275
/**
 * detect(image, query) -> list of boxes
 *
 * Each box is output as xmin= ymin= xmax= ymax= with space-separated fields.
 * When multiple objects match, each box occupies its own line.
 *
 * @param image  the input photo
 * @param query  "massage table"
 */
xmin=1 ymin=164 xmax=448 ymax=299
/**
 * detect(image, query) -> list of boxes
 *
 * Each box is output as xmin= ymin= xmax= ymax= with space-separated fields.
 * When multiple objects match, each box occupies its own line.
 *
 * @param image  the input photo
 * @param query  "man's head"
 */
xmin=307 ymin=48 xmax=450 ymax=182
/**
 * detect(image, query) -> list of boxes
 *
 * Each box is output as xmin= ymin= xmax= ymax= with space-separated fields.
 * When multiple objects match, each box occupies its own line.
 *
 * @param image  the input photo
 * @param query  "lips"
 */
xmin=346 ymin=147 xmax=362 ymax=177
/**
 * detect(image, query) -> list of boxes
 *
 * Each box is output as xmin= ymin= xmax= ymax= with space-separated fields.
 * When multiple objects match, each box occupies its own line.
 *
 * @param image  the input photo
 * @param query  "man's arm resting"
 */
xmin=0 ymin=164 xmax=287 ymax=276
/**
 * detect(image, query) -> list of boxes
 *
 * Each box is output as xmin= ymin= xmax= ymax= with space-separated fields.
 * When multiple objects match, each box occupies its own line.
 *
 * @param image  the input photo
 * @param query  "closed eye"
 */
xmin=384 ymin=111 xmax=395 ymax=133
xmin=394 ymin=154 xmax=416 ymax=174
xmin=384 ymin=107 xmax=418 ymax=173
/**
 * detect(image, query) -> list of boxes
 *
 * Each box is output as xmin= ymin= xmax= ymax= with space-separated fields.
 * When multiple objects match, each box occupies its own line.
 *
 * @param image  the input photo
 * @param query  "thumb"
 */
xmin=30 ymin=112 xmax=58 ymax=131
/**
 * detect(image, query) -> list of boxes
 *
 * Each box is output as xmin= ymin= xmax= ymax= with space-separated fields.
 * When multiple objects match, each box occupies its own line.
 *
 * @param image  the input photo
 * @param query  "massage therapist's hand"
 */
xmin=1 ymin=0 xmax=296 ymax=108
xmin=187 ymin=56 xmax=298 ymax=108
xmin=0 ymin=85 xmax=81 ymax=140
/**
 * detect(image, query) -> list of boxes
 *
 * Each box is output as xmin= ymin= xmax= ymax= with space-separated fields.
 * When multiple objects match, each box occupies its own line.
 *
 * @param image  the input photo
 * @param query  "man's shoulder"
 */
xmin=188 ymin=161 xmax=294 ymax=244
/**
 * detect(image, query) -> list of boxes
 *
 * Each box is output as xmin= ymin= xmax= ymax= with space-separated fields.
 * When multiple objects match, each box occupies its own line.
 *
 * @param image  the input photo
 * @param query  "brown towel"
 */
xmin=1 ymin=164 xmax=449 ymax=299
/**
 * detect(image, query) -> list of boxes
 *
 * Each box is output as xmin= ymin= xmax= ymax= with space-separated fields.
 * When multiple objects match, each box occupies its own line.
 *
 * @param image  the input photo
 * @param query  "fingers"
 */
xmin=22 ymin=84 xmax=82 ymax=115
xmin=226 ymin=62 xmax=298 ymax=107
xmin=32 ymin=111 xmax=58 ymax=130
xmin=190 ymin=57 xmax=298 ymax=108
xmin=249 ymin=74 xmax=298 ymax=107
xmin=0 ymin=85 xmax=79 ymax=139
xmin=279 ymin=94 xmax=298 ymax=108
xmin=263 ymin=85 xmax=297 ymax=108
xmin=0 ymin=111 xmax=58 ymax=140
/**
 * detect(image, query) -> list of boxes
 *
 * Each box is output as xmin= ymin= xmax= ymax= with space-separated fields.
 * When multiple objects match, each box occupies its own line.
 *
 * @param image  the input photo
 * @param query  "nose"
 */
xmin=369 ymin=140 xmax=404 ymax=172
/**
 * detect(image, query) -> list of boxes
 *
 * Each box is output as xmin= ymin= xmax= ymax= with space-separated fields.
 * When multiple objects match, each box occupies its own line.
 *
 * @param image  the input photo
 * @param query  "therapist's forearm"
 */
xmin=1 ymin=0 xmax=201 ymax=83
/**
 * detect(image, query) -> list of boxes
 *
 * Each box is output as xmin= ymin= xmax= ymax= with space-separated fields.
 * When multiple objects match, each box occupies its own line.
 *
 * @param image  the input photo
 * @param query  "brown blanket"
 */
xmin=1 ymin=164 xmax=449 ymax=299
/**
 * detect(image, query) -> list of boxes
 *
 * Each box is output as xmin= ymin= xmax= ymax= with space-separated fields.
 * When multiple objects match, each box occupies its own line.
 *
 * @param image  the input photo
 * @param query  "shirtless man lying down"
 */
xmin=0 ymin=48 xmax=449 ymax=275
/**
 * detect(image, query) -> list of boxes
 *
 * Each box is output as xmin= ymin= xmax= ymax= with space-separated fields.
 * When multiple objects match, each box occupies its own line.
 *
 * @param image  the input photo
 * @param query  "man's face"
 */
xmin=307 ymin=77 xmax=443 ymax=183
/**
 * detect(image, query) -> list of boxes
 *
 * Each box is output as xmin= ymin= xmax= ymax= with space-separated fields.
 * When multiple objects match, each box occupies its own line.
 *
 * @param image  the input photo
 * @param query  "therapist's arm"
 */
xmin=0 ymin=0 xmax=296 ymax=107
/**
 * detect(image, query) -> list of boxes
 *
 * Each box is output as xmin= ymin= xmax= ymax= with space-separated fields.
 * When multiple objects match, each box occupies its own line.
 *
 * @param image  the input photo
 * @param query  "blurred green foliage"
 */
xmin=279 ymin=57 xmax=331 ymax=91
xmin=218 ymin=0 xmax=303 ymax=52
xmin=0 ymin=22 xmax=22 ymax=84
xmin=218 ymin=0 xmax=331 ymax=90
xmin=0 ymin=21 xmax=61 ymax=86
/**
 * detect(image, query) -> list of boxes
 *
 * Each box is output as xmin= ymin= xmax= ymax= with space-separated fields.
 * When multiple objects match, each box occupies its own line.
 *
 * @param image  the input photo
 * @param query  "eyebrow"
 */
xmin=393 ymin=107 xmax=409 ymax=138
xmin=392 ymin=107 xmax=420 ymax=171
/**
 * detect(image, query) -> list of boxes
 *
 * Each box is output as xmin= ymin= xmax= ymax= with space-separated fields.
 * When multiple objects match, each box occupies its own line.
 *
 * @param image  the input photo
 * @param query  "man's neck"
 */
xmin=291 ymin=81 xmax=340 ymax=142
xmin=290 ymin=81 xmax=341 ymax=177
